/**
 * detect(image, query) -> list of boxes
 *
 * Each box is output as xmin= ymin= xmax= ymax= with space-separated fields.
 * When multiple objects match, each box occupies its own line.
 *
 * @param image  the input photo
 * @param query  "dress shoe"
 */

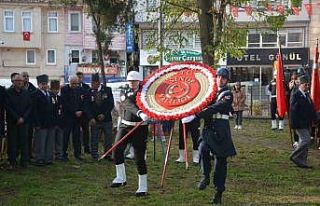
xmin=135 ymin=192 xmax=147 ymax=197
xmin=110 ymin=182 xmax=127 ymax=188
xmin=198 ymin=177 xmax=210 ymax=190
xmin=211 ymin=191 xmax=222 ymax=204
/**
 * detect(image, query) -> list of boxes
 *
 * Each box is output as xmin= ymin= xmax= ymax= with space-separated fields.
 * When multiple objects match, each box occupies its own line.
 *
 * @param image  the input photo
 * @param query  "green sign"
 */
xmin=164 ymin=50 xmax=202 ymax=63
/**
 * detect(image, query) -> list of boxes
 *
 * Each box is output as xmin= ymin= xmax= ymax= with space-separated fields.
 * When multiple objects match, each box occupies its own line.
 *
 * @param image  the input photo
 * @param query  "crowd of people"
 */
xmin=0 ymin=67 xmax=318 ymax=204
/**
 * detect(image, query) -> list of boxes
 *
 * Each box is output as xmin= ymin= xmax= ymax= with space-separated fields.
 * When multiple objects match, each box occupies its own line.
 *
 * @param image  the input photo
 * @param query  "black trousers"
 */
xmin=7 ymin=123 xmax=29 ymax=165
xmin=178 ymin=119 xmax=200 ymax=150
xmin=114 ymin=124 xmax=148 ymax=175
xmin=270 ymin=98 xmax=283 ymax=120
xmin=63 ymin=120 xmax=81 ymax=158
xmin=199 ymin=141 xmax=227 ymax=192
xmin=79 ymin=116 xmax=89 ymax=151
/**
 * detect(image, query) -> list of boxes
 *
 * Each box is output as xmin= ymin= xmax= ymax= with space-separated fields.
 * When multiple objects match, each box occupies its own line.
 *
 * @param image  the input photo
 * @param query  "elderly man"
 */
xmin=86 ymin=73 xmax=114 ymax=161
xmin=289 ymin=75 xmax=315 ymax=169
xmin=21 ymin=71 xmax=37 ymax=159
xmin=76 ymin=71 xmax=90 ymax=154
xmin=5 ymin=74 xmax=32 ymax=168
xmin=61 ymin=76 xmax=86 ymax=161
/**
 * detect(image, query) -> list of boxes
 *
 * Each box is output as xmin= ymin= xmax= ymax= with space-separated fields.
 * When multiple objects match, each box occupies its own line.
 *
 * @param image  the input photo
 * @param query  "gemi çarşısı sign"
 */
xmin=227 ymin=48 xmax=309 ymax=66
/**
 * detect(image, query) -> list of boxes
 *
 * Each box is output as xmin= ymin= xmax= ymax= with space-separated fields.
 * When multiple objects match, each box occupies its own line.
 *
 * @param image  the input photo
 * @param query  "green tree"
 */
xmin=51 ymin=0 xmax=127 ymax=85
xmin=146 ymin=0 xmax=303 ymax=67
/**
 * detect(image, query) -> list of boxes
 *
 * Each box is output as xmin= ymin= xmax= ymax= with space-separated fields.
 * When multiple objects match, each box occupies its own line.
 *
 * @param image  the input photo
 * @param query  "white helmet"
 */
xmin=127 ymin=71 xmax=142 ymax=81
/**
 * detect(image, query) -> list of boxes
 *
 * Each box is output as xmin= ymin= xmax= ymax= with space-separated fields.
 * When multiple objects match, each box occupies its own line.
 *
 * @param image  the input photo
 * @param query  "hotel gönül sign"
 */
xmin=77 ymin=65 xmax=119 ymax=75
xmin=227 ymin=48 xmax=309 ymax=66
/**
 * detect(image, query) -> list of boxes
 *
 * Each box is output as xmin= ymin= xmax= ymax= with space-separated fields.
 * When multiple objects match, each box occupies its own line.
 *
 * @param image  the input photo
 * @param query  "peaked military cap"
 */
xmin=36 ymin=74 xmax=49 ymax=84
xmin=50 ymin=80 xmax=60 ymax=89
xmin=92 ymin=73 xmax=100 ymax=82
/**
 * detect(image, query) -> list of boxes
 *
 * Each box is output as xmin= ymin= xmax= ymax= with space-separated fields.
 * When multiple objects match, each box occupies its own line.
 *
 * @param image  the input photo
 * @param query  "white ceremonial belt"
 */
xmin=213 ymin=113 xmax=229 ymax=120
xmin=271 ymin=95 xmax=276 ymax=98
xmin=121 ymin=119 xmax=147 ymax=126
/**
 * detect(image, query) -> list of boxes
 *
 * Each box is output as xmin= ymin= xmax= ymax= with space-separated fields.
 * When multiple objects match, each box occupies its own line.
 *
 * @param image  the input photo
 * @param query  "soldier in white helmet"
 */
xmin=109 ymin=71 xmax=150 ymax=197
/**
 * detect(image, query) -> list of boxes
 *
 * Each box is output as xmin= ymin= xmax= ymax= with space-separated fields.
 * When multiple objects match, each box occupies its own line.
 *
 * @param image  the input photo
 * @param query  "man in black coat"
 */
xmin=21 ymin=71 xmax=37 ymax=159
xmin=76 ymin=71 xmax=90 ymax=154
xmin=289 ymin=75 xmax=315 ymax=169
xmin=268 ymin=72 xmax=284 ymax=130
xmin=33 ymin=74 xmax=55 ymax=166
xmin=5 ymin=74 xmax=32 ymax=168
xmin=61 ymin=76 xmax=86 ymax=161
xmin=50 ymin=80 xmax=64 ymax=160
xmin=0 ymin=85 xmax=5 ymax=138
xmin=86 ymin=73 xmax=114 ymax=160
xmin=183 ymin=68 xmax=236 ymax=204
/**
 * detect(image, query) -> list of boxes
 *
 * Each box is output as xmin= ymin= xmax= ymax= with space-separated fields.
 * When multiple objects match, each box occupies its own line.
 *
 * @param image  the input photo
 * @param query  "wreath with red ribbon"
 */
xmin=137 ymin=61 xmax=218 ymax=121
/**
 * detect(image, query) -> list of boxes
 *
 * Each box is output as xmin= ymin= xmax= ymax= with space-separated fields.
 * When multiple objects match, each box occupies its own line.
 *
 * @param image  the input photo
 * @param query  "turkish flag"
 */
xmin=291 ymin=6 xmax=300 ymax=15
xmin=231 ymin=6 xmax=239 ymax=18
xmin=304 ymin=3 xmax=312 ymax=16
xmin=277 ymin=5 xmax=285 ymax=15
xmin=276 ymin=44 xmax=287 ymax=119
xmin=245 ymin=6 xmax=253 ymax=16
xmin=311 ymin=42 xmax=320 ymax=112
xmin=23 ymin=32 xmax=30 ymax=41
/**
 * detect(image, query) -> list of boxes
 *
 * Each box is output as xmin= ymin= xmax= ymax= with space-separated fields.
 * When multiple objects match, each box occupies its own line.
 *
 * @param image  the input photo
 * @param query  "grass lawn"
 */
xmin=0 ymin=119 xmax=319 ymax=206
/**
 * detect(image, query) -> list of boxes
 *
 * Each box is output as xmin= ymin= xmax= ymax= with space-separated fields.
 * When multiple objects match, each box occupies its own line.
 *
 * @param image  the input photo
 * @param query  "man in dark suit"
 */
xmin=21 ymin=71 xmax=37 ymax=159
xmin=86 ymin=73 xmax=114 ymax=160
xmin=183 ymin=68 xmax=236 ymax=204
xmin=0 ymin=85 xmax=5 ymax=138
xmin=61 ymin=76 xmax=86 ymax=161
xmin=76 ymin=71 xmax=90 ymax=154
xmin=33 ymin=75 xmax=55 ymax=166
xmin=50 ymin=80 xmax=64 ymax=161
xmin=289 ymin=75 xmax=315 ymax=169
xmin=5 ymin=74 xmax=32 ymax=168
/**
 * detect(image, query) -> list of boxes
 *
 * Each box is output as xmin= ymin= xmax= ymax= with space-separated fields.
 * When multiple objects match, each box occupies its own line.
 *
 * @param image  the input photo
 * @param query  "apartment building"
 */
xmin=0 ymin=0 xmax=65 ymax=79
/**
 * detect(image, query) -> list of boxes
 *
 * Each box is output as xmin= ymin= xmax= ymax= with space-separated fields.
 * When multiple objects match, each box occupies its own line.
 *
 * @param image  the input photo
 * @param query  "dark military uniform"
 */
xmin=5 ymin=87 xmax=32 ymax=167
xmin=79 ymin=81 xmax=90 ymax=153
xmin=33 ymin=88 xmax=55 ymax=165
xmin=51 ymin=92 xmax=64 ymax=160
xmin=196 ymin=86 xmax=236 ymax=193
xmin=61 ymin=84 xmax=86 ymax=160
xmin=0 ymin=86 xmax=5 ymax=138
xmin=86 ymin=84 xmax=114 ymax=160
xmin=113 ymin=87 xmax=148 ymax=175
xmin=268 ymin=79 xmax=284 ymax=122
xmin=25 ymin=82 xmax=37 ymax=159
xmin=178 ymin=119 xmax=200 ymax=151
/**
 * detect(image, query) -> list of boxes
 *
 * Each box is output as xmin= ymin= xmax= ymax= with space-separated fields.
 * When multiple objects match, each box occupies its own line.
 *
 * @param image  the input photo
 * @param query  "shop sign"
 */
xmin=77 ymin=65 xmax=119 ymax=75
xmin=164 ymin=50 xmax=202 ymax=63
xmin=227 ymin=48 xmax=309 ymax=65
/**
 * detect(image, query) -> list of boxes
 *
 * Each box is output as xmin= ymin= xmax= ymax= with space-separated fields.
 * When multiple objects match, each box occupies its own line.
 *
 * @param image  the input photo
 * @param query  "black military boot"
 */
xmin=211 ymin=191 xmax=222 ymax=204
xmin=197 ymin=176 xmax=210 ymax=190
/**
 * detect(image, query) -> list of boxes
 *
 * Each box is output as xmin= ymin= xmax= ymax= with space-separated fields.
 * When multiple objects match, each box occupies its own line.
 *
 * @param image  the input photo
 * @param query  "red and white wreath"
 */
xmin=137 ymin=61 xmax=218 ymax=121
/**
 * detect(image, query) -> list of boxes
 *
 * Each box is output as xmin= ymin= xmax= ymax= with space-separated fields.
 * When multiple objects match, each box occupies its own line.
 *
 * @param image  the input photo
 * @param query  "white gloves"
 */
xmin=139 ymin=112 xmax=149 ymax=121
xmin=181 ymin=115 xmax=196 ymax=124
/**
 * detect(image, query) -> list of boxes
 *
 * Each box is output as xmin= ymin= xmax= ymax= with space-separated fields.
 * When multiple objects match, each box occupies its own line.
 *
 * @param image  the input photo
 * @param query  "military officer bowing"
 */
xmin=182 ymin=68 xmax=236 ymax=204
xmin=110 ymin=71 xmax=150 ymax=197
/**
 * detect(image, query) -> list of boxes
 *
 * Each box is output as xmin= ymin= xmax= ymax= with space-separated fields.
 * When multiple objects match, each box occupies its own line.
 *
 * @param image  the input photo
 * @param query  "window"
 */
xmin=70 ymin=50 xmax=80 ymax=63
xmin=92 ymin=50 xmax=98 ymax=63
xmin=69 ymin=12 xmax=80 ymax=32
xmin=180 ymin=31 xmax=194 ymax=49
xmin=247 ymin=33 xmax=260 ymax=48
xmin=4 ymin=10 xmax=14 ymax=32
xmin=142 ymin=30 xmax=155 ymax=49
xmin=48 ymin=11 xmax=58 ymax=32
xmin=194 ymin=32 xmax=201 ymax=49
xmin=287 ymin=29 xmax=303 ymax=47
xmin=47 ymin=49 xmax=56 ymax=65
xmin=146 ymin=0 xmax=157 ymax=11
xmin=22 ymin=11 xmax=32 ymax=32
xmin=262 ymin=33 xmax=277 ymax=48
xmin=26 ymin=50 xmax=35 ymax=64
